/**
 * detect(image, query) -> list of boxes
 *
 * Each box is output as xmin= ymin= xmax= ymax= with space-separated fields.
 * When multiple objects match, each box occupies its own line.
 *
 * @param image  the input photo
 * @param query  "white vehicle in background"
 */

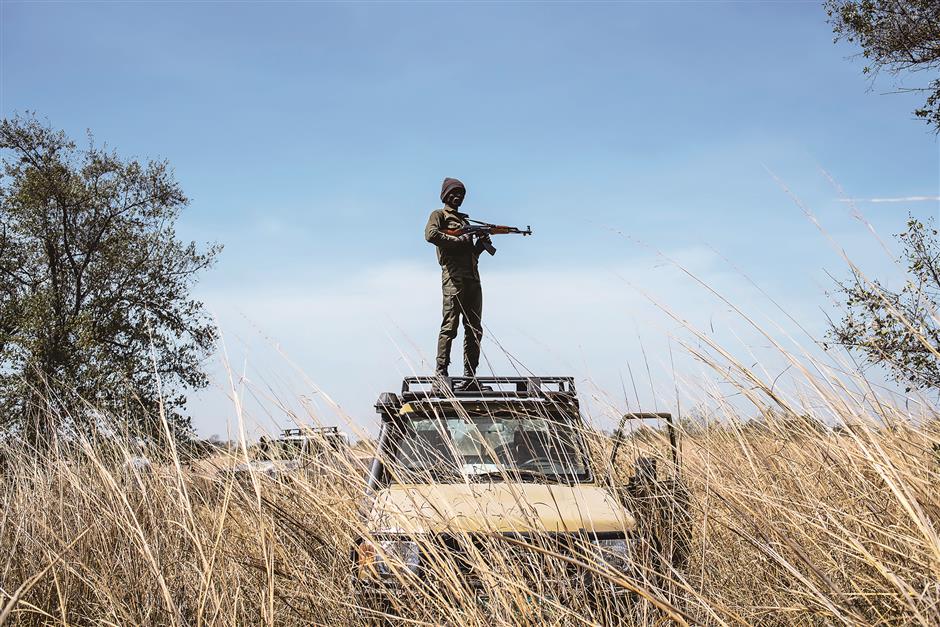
xmin=227 ymin=426 xmax=351 ymax=481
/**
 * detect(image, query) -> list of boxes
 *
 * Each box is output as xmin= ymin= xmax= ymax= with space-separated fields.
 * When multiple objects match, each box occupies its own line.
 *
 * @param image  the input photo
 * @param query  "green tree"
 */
xmin=826 ymin=0 xmax=940 ymax=132
xmin=828 ymin=217 xmax=940 ymax=391
xmin=0 ymin=114 xmax=220 ymax=446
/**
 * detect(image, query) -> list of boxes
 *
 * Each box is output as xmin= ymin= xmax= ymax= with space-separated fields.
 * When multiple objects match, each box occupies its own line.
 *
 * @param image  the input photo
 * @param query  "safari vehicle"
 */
xmin=353 ymin=376 xmax=652 ymax=615
xmin=227 ymin=426 xmax=350 ymax=480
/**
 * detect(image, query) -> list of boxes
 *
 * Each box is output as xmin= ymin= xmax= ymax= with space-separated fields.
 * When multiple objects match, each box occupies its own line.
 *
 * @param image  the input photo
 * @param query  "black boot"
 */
xmin=458 ymin=376 xmax=492 ymax=393
xmin=432 ymin=371 xmax=451 ymax=395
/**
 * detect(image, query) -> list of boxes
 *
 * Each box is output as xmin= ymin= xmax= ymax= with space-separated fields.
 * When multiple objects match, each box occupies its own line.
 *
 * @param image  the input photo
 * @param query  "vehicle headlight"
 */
xmin=356 ymin=539 xmax=420 ymax=579
xmin=592 ymin=538 xmax=632 ymax=571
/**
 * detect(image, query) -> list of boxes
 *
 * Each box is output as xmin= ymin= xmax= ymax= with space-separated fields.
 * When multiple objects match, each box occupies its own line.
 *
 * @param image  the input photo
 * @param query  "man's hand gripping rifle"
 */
xmin=443 ymin=219 xmax=533 ymax=255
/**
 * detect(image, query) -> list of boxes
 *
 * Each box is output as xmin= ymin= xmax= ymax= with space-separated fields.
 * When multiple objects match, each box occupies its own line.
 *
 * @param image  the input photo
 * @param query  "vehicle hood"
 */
xmin=368 ymin=483 xmax=635 ymax=535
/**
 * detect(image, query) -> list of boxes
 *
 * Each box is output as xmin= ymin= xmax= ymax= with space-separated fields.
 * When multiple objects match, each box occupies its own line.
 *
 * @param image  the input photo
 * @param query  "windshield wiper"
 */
xmin=467 ymin=469 xmax=566 ymax=484
xmin=398 ymin=462 xmax=462 ymax=483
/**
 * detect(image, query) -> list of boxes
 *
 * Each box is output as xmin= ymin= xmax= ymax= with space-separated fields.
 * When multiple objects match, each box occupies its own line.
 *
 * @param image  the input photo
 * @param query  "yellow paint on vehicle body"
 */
xmin=368 ymin=482 xmax=636 ymax=535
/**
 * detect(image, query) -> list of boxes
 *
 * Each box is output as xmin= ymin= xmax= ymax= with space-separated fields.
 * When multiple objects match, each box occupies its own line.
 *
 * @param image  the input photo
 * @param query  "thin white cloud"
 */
xmin=838 ymin=196 xmax=940 ymax=203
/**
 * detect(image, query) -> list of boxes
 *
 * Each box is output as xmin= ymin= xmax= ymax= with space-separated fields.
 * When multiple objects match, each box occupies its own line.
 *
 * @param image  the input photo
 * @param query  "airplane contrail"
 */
xmin=838 ymin=196 xmax=940 ymax=203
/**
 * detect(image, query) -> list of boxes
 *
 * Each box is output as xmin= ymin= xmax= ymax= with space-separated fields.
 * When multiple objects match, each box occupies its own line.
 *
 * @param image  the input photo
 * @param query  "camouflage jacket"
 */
xmin=425 ymin=207 xmax=486 ymax=282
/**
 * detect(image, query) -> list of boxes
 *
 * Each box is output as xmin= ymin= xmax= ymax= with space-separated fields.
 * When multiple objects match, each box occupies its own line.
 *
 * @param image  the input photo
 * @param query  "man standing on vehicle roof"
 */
xmin=425 ymin=177 xmax=491 ymax=380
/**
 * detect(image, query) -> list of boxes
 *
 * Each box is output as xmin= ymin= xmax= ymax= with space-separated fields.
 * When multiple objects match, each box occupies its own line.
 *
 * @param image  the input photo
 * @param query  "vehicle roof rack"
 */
xmin=400 ymin=376 xmax=576 ymax=402
xmin=280 ymin=426 xmax=343 ymax=438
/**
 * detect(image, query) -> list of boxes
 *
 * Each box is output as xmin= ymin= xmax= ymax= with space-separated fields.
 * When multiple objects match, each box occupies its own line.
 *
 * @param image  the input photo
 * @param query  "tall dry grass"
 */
xmin=0 ymin=376 xmax=937 ymax=625
xmin=2 ymin=261 xmax=939 ymax=626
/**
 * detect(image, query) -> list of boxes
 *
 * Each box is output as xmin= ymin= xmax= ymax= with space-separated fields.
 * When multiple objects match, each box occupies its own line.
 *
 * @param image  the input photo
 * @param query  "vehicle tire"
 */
xmin=354 ymin=583 xmax=396 ymax=626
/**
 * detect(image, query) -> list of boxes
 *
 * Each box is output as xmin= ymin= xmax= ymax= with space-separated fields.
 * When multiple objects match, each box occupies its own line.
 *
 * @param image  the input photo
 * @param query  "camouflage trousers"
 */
xmin=436 ymin=277 xmax=483 ymax=377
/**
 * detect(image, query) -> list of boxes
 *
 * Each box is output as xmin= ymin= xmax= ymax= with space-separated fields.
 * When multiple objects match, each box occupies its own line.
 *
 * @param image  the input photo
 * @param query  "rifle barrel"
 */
xmin=443 ymin=224 xmax=532 ymax=237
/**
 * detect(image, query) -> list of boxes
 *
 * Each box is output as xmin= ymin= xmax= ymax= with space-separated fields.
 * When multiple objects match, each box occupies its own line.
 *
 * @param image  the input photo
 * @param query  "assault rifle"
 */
xmin=443 ymin=219 xmax=533 ymax=255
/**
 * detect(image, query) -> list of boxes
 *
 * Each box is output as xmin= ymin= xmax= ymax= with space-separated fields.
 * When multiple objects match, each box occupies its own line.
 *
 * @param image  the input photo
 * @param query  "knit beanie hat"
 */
xmin=440 ymin=177 xmax=466 ymax=203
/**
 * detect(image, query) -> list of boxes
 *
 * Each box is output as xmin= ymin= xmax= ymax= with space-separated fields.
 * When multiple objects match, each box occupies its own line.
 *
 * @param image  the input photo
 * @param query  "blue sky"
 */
xmin=3 ymin=1 xmax=938 ymax=437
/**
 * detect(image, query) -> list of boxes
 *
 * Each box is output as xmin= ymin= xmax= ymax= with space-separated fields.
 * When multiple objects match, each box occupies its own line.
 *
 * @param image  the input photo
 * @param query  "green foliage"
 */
xmin=0 ymin=114 xmax=220 ymax=445
xmin=828 ymin=217 xmax=940 ymax=391
xmin=825 ymin=0 xmax=940 ymax=132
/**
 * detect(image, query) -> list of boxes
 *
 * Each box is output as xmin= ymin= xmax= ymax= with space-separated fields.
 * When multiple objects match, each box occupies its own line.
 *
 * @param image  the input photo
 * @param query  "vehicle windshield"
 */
xmin=387 ymin=410 xmax=590 ymax=484
xmin=253 ymin=439 xmax=306 ymax=461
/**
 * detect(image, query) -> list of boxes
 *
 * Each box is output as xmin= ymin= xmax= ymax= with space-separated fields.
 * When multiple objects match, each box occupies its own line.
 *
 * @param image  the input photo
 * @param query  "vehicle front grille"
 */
xmin=422 ymin=532 xmax=599 ymax=589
